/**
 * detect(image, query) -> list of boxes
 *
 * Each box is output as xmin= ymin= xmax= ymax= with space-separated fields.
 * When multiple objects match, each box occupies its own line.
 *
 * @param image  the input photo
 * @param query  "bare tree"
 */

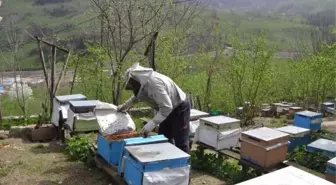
xmin=90 ymin=0 xmax=204 ymax=105
xmin=0 ymin=19 xmax=30 ymax=117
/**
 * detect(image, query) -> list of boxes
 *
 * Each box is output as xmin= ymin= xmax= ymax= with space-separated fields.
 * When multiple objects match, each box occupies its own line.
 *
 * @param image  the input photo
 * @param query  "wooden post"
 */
xmin=70 ymin=57 xmax=80 ymax=94
xmin=36 ymin=38 xmax=49 ymax=89
xmin=144 ymin=32 xmax=159 ymax=71
xmin=50 ymin=46 xmax=56 ymax=115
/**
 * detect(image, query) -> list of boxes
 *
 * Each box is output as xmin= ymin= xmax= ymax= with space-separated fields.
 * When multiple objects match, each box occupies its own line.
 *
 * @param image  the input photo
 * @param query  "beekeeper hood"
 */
xmin=123 ymin=63 xmax=153 ymax=97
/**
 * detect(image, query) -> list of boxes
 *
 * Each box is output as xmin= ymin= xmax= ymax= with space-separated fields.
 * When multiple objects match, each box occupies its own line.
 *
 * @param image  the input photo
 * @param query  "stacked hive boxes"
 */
xmin=294 ymin=111 xmax=323 ymax=131
xmin=195 ymin=115 xmax=241 ymax=150
xmin=97 ymin=134 xmax=167 ymax=166
xmin=307 ymin=139 xmax=336 ymax=157
xmin=120 ymin=142 xmax=190 ymax=185
xmin=240 ymin=127 xmax=290 ymax=168
xmin=277 ymin=125 xmax=310 ymax=152
xmin=51 ymin=94 xmax=87 ymax=127
xmin=66 ymin=100 xmax=100 ymax=133
xmin=326 ymin=157 xmax=336 ymax=183
xmin=236 ymin=166 xmax=335 ymax=185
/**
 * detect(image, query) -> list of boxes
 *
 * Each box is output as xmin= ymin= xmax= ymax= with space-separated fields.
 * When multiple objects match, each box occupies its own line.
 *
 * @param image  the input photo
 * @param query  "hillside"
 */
xmin=208 ymin=0 xmax=336 ymax=15
xmin=0 ymin=0 xmax=333 ymax=71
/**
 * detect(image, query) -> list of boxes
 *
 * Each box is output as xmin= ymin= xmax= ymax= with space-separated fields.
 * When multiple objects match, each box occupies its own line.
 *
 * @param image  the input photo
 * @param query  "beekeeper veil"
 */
xmin=123 ymin=63 xmax=154 ymax=97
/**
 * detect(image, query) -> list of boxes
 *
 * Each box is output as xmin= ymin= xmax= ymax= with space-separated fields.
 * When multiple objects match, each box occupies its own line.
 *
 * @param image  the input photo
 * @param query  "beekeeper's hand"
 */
xmin=141 ymin=121 xmax=156 ymax=136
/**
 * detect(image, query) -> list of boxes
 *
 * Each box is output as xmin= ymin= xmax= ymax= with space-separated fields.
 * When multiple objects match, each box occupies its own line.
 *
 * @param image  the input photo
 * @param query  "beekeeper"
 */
xmin=117 ymin=63 xmax=191 ymax=154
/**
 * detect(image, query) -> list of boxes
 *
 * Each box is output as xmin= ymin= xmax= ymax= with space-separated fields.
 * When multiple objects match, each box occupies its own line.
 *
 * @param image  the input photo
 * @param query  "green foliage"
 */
xmin=191 ymin=147 xmax=257 ymax=184
xmin=287 ymin=146 xmax=332 ymax=173
xmin=65 ymin=134 xmax=95 ymax=167
xmin=0 ymin=117 xmax=39 ymax=130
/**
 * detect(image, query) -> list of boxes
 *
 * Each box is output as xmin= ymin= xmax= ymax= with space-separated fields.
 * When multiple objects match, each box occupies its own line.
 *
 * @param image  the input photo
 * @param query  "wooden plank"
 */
xmin=94 ymin=155 xmax=127 ymax=185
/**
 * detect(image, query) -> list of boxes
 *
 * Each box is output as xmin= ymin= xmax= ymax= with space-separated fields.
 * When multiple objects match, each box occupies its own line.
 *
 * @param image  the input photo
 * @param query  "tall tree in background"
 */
xmin=90 ymin=0 xmax=204 ymax=105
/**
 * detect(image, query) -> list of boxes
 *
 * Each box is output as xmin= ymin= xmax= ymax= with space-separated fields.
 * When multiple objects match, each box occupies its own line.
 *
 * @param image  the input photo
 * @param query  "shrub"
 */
xmin=65 ymin=134 xmax=95 ymax=167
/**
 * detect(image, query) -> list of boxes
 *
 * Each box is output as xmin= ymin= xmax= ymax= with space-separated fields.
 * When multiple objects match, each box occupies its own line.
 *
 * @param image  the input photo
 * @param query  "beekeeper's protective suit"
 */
xmin=117 ymin=63 xmax=191 ymax=154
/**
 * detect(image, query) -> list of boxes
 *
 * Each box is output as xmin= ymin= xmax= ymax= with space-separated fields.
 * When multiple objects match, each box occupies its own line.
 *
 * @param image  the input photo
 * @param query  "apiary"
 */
xmin=51 ymin=94 xmax=87 ymax=127
xmin=326 ymin=157 xmax=336 ymax=183
xmin=307 ymin=139 xmax=336 ymax=157
xmin=277 ymin=126 xmax=310 ymax=151
xmin=236 ymin=166 xmax=334 ymax=185
xmin=195 ymin=116 xmax=241 ymax=150
xmin=240 ymin=127 xmax=290 ymax=168
xmin=122 ymin=142 xmax=190 ymax=185
xmin=294 ymin=111 xmax=323 ymax=131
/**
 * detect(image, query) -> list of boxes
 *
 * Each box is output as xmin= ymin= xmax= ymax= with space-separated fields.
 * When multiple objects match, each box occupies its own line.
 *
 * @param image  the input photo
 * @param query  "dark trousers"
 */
xmin=158 ymin=101 xmax=191 ymax=154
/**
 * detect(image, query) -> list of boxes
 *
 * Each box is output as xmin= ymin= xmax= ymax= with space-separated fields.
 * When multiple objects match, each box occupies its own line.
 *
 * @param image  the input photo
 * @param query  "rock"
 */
xmin=0 ymin=130 xmax=9 ymax=140
xmin=9 ymin=125 xmax=34 ymax=139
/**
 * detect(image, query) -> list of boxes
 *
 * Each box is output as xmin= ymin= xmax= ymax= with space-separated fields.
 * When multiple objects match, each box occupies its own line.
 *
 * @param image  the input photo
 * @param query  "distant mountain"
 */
xmin=208 ymin=0 xmax=335 ymax=15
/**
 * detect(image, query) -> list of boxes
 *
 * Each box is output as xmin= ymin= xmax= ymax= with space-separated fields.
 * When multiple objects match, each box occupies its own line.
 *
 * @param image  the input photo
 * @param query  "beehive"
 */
xmin=51 ymin=94 xmax=87 ymax=127
xmin=326 ymin=157 xmax=336 ymax=183
xmin=189 ymin=109 xmax=210 ymax=137
xmin=97 ymin=134 xmax=167 ymax=166
xmin=240 ymin=127 xmax=290 ymax=168
xmin=196 ymin=116 xmax=241 ymax=150
xmin=236 ymin=166 xmax=334 ymax=185
xmin=277 ymin=126 xmax=310 ymax=151
xmin=122 ymin=142 xmax=190 ymax=185
xmin=294 ymin=111 xmax=323 ymax=131
xmin=307 ymin=139 xmax=336 ymax=157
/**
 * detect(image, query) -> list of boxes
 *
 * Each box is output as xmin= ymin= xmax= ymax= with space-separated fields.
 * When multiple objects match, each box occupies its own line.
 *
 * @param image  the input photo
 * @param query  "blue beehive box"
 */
xmin=294 ymin=111 xmax=323 ymax=131
xmin=97 ymin=134 xmax=124 ymax=166
xmin=277 ymin=126 xmax=311 ymax=152
xmin=307 ymin=139 xmax=336 ymax=157
xmin=97 ymin=134 xmax=168 ymax=166
xmin=121 ymin=142 xmax=190 ymax=185
xmin=117 ymin=135 xmax=168 ymax=175
xmin=326 ymin=157 xmax=336 ymax=183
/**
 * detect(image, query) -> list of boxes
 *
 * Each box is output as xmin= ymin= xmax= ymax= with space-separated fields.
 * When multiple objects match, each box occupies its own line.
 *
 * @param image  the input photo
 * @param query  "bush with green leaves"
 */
xmin=65 ymin=134 xmax=95 ymax=167
xmin=191 ymin=147 xmax=257 ymax=184
xmin=287 ymin=146 xmax=332 ymax=173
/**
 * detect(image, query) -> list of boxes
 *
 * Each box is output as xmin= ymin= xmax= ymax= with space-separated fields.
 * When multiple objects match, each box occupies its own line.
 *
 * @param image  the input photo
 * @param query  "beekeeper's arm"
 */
xmin=117 ymin=95 xmax=138 ymax=112
xmin=142 ymin=81 xmax=173 ymax=133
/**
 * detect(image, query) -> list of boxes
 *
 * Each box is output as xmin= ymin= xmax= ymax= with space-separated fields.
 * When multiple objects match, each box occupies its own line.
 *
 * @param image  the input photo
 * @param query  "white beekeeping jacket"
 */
xmin=122 ymin=63 xmax=186 ymax=126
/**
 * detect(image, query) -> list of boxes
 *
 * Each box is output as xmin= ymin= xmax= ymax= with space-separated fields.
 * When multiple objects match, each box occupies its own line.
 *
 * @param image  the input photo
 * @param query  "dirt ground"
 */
xmin=0 ymin=139 xmax=226 ymax=185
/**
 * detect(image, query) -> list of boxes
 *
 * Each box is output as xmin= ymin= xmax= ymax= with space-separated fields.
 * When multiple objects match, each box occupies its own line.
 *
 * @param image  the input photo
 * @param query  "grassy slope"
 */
xmin=0 ymin=0 xmax=93 ymax=70
xmin=209 ymin=0 xmax=335 ymax=15
xmin=0 ymin=0 xmax=327 ymax=71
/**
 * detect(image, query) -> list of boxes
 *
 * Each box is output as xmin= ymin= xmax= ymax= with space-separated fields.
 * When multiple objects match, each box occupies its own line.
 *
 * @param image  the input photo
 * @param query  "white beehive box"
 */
xmin=190 ymin=109 xmax=209 ymax=121
xmin=199 ymin=116 xmax=240 ymax=131
xmin=195 ymin=116 xmax=241 ymax=150
xmin=236 ymin=166 xmax=334 ymax=185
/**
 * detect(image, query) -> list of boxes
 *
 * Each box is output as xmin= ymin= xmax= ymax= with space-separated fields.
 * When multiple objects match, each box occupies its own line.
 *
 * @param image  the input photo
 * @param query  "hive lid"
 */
xmin=243 ymin=127 xmax=289 ymax=142
xmin=308 ymin=139 xmax=336 ymax=152
xmin=323 ymin=102 xmax=334 ymax=106
xmin=55 ymin=94 xmax=86 ymax=103
xmin=296 ymin=111 xmax=322 ymax=118
xmin=236 ymin=166 xmax=334 ymax=185
xmin=190 ymin=109 xmax=209 ymax=119
xmin=124 ymin=135 xmax=168 ymax=146
xmin=277 ymin=126 xmax=310 ymax=136
xmin=69 ymin=100 xmax=100 ymax=108
xmin=125 ymin=142 xmax=190 ymax=163
xmin=290 ymin=107 xmax=303 ymax=110
xmin=327 ymin=157 xmax=336 ymax=168
xmin=200 ymin=116 xmax=240 ymax=125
